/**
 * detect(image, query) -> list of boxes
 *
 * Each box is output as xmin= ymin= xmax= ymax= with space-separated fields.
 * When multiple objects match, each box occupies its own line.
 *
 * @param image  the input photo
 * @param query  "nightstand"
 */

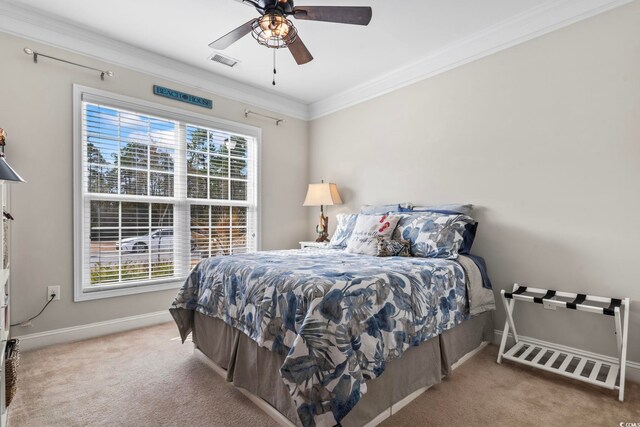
xmin=299 ymin=241 xmax=331 ymax=249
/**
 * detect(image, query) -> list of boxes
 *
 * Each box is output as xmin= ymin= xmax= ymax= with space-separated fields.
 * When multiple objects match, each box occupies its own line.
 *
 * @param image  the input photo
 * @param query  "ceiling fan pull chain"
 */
xmin=272 ymin=48 xmax=277 ymax=86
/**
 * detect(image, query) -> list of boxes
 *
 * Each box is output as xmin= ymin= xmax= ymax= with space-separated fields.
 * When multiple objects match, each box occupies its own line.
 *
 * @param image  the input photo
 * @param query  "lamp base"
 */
xmin=315 ymin=212 xmax=329 ymax=243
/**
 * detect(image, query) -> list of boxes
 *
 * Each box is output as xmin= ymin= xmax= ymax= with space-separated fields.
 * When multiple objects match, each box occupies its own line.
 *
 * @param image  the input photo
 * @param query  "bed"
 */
xmin=170 ymin=247 xmax=495 ymax=427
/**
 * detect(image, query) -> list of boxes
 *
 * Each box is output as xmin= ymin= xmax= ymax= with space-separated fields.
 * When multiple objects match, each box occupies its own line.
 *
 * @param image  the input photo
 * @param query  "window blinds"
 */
xmin=80 ymin=100 xmax=258 ymax=291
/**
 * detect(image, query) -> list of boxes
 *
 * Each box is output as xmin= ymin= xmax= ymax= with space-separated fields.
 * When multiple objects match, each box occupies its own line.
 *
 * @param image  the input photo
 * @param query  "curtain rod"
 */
xmin=244 ymin=109 xmax=285 ymax=126
xmin=23 ymin=47 xmax=114 ymax=81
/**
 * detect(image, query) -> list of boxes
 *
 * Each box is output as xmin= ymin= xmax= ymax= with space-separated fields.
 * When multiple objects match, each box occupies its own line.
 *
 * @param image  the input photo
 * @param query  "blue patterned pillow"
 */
xmin=393 ymin=212 xmax=476 ymax=259
xmin=329 ymin=213 xmax=358 ymax=248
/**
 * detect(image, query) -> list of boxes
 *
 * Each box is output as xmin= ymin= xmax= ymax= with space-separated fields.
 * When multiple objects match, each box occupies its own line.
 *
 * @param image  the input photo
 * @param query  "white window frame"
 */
xmin=73 ymin=85 xmax=262 ymax=301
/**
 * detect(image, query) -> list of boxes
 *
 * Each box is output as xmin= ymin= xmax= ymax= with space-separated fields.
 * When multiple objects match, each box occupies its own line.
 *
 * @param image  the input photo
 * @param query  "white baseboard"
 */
xmin=494 ymin=329 xmax=640 ymax=384
xmin=13 ymin=310 xmax=173 ymax=351
xmin=452 ymin=341 xmax=490 ymax=370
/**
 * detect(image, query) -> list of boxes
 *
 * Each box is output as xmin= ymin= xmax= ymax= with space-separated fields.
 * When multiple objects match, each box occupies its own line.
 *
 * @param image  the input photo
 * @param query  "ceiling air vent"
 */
xmin=209 ymin=53 xmax=240 ymax=68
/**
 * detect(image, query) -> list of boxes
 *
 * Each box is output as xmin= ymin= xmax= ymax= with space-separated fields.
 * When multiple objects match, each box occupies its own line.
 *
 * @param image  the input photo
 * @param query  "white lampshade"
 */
xmin=303 ymin=183 xmax=342 ymax=207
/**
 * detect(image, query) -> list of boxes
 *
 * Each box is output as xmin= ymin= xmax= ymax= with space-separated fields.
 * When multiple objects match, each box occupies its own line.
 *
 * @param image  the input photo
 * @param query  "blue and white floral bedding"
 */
xmin=170 ymin=249 xmax=493 ymax=427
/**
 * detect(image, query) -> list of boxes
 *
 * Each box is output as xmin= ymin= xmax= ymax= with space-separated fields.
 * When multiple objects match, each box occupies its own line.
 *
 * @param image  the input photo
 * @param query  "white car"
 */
xmin=117 ymin=229 xmax=173 ymax=253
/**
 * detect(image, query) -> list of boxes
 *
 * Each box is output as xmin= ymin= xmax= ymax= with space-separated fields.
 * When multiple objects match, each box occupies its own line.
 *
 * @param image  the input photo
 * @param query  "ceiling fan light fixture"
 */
xmin=259 ymin=14 xmax=289 ymax=36
xmin=210 ymin=1 xmax=372 ymax=67
xmin=251 ymin=13 xmax=298 ymax=49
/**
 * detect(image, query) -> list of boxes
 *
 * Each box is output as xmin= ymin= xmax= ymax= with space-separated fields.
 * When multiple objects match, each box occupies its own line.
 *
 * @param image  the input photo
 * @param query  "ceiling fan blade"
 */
xmin=288 ymin=36 xmax=313 ymax=65
xmin=209 ymin=19 xmax=256 ymax=50
xmin=292 ymin=6 xmax=372 ymax=26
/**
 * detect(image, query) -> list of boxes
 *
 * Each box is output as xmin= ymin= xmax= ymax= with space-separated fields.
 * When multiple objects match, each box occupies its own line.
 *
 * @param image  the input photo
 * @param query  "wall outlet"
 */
xmin=47 ymin=286 xmax=60 ymax=301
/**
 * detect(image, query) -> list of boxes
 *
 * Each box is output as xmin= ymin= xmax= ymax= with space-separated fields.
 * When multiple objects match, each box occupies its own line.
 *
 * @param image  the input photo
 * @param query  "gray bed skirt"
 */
xmin=190 ymin=311 xmax=494 ymax=426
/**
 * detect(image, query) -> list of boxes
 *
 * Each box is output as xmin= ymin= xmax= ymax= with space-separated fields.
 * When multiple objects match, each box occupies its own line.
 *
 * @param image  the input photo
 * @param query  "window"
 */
xmin=74 ymin=86 xmax=260 ymax=301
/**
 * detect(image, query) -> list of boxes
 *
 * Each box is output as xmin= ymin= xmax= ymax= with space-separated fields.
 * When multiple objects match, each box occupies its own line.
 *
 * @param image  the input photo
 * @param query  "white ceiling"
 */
xmin=1 ymin=0 xmax=632 ymax=118
xmin=8 ymin=0 xmax=545 ymax=104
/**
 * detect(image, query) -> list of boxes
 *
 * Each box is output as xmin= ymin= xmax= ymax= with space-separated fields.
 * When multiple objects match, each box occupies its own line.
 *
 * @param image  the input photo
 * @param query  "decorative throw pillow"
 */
xmin=393 ymin=212 xmax=476 ymax=259
xmin=329 ymin=213 xmax=358 ymax=248
xmin=345 ymin=214 xmax=402 ymax=256
xmin=394 ymin=213 xmax=478 ymax=254
xmin=375 ymin=236 xmax=410 ymax=257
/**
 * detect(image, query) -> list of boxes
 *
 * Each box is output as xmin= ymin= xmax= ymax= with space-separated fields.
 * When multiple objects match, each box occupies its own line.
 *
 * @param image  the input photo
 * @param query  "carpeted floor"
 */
xmin=9 ymin=322 xmax=640 ymax=427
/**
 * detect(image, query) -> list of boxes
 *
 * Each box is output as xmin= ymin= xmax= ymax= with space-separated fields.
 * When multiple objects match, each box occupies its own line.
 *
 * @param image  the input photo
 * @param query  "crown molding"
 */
xmin=308 ymin=0 xmax=634 ymax=120
xmin=0 ymin=0 xmax=633 ymax=122
xmin=0 ymin=1 xmax=310 ymax=121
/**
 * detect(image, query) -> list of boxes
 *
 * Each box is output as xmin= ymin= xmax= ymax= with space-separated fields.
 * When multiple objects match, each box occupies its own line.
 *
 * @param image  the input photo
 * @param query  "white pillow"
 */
xmin=345 ymin=214 xmax=402 ymax=256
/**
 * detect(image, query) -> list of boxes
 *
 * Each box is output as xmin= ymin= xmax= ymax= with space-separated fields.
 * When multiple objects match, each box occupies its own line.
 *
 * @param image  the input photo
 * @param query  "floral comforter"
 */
xmin=170 ymin=249 xmax=489 ymax=427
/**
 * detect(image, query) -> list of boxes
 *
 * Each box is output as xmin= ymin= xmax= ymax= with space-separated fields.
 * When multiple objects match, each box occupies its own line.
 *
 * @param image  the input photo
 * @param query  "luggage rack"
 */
xmin=497 ymin=284 xmax=630 ymax=401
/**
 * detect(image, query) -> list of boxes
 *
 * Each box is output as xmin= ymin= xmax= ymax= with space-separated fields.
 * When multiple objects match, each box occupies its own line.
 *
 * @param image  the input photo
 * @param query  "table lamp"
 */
xmin=303 ymin=181 xmax=342 ymax=242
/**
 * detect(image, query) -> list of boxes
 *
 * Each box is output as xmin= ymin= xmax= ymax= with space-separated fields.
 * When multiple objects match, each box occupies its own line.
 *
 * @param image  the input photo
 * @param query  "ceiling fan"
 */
xmin=209 ymin=0 xmax=373 ymax=66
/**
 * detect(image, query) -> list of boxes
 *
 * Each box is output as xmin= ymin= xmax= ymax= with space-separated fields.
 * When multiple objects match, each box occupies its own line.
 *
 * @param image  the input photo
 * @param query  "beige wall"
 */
xmin=309 ymin=3 xmax=640 ymax=361
xmin=0 ymin=32 xmax=309 ymax=335
xmin=1 ymin=2 xmax=639 ymax=363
